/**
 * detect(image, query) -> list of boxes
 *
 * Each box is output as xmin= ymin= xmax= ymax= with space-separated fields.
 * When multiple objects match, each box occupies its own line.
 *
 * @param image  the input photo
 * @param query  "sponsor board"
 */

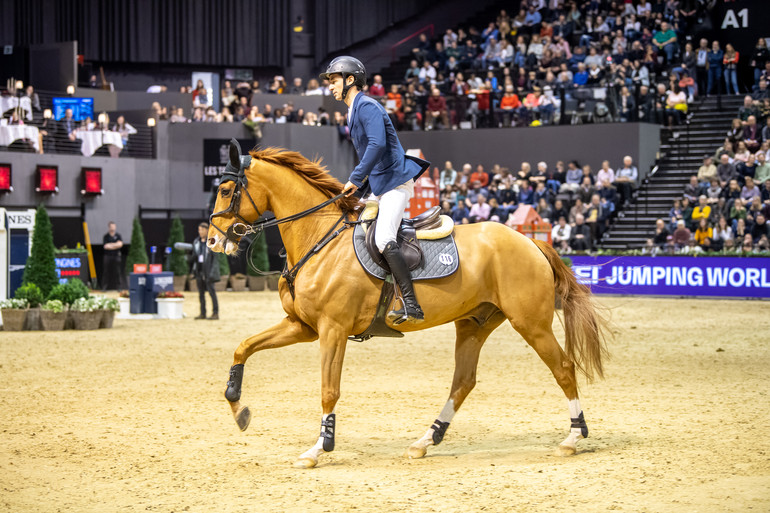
xmin=569 ymin=256 xmax=770 ymax=298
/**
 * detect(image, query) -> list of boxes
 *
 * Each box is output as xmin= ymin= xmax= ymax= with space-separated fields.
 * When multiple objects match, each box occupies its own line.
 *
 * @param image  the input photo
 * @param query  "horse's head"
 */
xmin=208 ymin=139 xmax=266 ymax=255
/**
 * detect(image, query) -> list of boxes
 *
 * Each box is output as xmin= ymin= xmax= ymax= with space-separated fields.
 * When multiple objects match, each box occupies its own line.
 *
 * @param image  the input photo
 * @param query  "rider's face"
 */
xmin=329 ymin=74 xmax=353 ymax=101
xmin=328 ymin=74 xmax=344 ymax=100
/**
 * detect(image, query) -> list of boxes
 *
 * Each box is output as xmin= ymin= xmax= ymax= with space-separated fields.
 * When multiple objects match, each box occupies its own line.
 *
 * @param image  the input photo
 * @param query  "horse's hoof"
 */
xmin=406 ymin=445 xmax=427 ymax=459
xmin=294 ymin=457 xmax=317 ymax=469
xmin=556 ymin=444 xmax=577 ymax=457
xmin=235 ymin=406 xmax=251 ymax=432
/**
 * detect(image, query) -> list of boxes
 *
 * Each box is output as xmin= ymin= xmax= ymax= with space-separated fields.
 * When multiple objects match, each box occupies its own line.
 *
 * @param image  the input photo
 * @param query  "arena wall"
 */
xmin=0 ymin=122 xmax=658 ymax=241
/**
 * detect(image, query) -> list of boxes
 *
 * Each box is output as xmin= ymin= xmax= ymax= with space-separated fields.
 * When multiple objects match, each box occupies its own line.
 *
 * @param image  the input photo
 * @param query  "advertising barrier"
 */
xmin=569 ymin=255 xmax=770 ymax=299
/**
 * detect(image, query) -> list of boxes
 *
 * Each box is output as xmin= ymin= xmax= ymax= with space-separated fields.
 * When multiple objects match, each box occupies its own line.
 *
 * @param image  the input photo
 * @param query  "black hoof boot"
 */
xmin=225 ymin=364 xmax=244 ymax=402
xmin=321 ymin=413 xmax=336 ymax=452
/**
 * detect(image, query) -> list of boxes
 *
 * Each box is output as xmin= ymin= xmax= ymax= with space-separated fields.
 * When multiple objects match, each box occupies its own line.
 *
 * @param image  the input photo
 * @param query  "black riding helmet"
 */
xmin=319 ymin=56 xmax=367 ymax=100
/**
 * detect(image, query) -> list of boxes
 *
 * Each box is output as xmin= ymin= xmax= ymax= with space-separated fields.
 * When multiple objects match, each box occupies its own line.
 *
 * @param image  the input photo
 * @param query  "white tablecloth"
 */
xmin=76 ymin=130 xmax=124 ymax=156
xmin=0 ymin=96 xmax=33 ymax=121
xmin=0 ymin=125 xmax=40 ymax=152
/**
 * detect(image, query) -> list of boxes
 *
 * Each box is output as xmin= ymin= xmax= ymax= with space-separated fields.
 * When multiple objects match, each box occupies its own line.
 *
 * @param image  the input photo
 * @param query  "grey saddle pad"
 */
xmin=352 ymin=223 xmax=459 ymax=281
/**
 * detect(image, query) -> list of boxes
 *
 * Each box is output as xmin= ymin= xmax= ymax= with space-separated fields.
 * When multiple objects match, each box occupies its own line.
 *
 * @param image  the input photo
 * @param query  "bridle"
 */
xmin=208 ymin=139 xmax=357 ymax=296
xmin=209 ymin=139 xmax=350 ymax=242
xmin=208 ymin=151 xmax=262 ymax=241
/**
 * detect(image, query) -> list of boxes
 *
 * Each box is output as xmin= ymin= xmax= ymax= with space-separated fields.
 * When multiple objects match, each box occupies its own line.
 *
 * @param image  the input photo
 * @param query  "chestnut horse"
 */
xmin=208 ymin=144 xmax=608 ymax=468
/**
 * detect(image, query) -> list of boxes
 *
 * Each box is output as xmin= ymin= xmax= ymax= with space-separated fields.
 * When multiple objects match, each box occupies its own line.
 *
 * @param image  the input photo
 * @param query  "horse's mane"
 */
xmin=249 ymin=147 xmax=362 ymax=213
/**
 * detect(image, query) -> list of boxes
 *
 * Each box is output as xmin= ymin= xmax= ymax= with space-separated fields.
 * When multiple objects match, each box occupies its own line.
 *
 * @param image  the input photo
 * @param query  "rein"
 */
xmin=280 ymin=211 xmax=352 ymax=298
xmin=210 ymin=139 xmax=362 ymax=298
xmin=227 ymin=191 xmax=347 ymax=239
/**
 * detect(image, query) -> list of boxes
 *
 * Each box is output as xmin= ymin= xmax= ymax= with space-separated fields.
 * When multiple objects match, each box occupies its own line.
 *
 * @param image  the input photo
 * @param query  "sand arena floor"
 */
xmin=1 ymin=292 xmax=769 ymax=512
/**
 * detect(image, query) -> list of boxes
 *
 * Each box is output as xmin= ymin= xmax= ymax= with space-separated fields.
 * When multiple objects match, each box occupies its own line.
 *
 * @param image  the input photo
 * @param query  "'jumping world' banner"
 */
xmin=569 ymin=256 xmax=770 ymax=299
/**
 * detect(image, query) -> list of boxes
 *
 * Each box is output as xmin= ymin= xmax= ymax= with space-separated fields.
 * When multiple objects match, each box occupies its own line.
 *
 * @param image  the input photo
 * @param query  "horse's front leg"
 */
xmin=295 ymin=324 xmax=348 ymax=469
xmin=225 ymin=316 xmax=317 ymax=431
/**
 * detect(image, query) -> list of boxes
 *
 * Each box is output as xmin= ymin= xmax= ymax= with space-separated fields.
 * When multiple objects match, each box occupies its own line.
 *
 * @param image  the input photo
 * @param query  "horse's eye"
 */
xmin=221 ymin=189 xmax=231 ymax=197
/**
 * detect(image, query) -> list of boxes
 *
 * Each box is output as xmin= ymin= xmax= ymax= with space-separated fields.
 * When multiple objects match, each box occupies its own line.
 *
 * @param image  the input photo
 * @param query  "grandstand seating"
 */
xmin=601 ymin=96 xmax=744 ymax=249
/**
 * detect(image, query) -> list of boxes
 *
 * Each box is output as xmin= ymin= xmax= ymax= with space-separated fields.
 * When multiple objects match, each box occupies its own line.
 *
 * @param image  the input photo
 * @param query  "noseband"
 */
xmin=209 ymin=152 xmax=261 ymax=242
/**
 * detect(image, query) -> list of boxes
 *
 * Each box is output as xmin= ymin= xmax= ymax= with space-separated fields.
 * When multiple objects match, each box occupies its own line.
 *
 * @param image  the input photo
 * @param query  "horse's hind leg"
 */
xmin=512 ymin=317 xmax=587 ymax=456
xmin=407 ymin=309 xmax=505 ymax=459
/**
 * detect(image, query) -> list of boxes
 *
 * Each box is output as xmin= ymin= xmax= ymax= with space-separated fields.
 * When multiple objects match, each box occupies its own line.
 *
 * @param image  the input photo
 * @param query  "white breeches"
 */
xmin=373 ymin=179 xmax=414 ymax=252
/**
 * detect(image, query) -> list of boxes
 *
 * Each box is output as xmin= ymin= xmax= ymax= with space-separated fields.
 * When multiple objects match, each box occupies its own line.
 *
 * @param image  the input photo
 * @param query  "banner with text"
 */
xmin=569 ymin=256 xmax=770 ymax=298
xmin=202 ymin=138 xmax=254 ymax=192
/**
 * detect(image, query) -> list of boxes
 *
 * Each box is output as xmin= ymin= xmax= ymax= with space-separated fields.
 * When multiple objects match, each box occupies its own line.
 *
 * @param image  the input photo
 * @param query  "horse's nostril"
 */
xmin=208 ymin=238 xmax=216 ymax=245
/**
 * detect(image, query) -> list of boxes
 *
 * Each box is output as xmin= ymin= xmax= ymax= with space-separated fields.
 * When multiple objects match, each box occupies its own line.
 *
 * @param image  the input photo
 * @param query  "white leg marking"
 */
xmin=438 ymin=399 xmax=456 ymax=424
xmin=408 ymin=400 xmax=455 ymax=459
xmin=296 ymin=412 xmax=333 ymax=468
xmin=559 ymin=398 xmax=584 ymax=455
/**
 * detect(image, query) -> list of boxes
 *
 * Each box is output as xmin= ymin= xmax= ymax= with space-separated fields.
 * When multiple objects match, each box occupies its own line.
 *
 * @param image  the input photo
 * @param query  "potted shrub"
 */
xmin=155 ymin=290 xmax=185 ymax=319
xmin=48 ymin=279 xmax=90 ymax=329
xmin=215 ymin=253 xmax=230 ymax=291
xmin=22 ymin=205 xmax=59 ymax=297
xmin=47 ymin=279 xmax=90 ymax=305
xmin=40 ymin=299 xmax=68 ymax=331
xmin=117 ymin=290 xmax=130 ymax=316
xmin=125 ymin=216 xmax=149 ymax=275
xmin=70 ymin=297 xmax=102 ymax=330
xmin=166 ymin=215 xmax=189 ymax=292
xmin=230 ymin=273 xmax=247 ymax=291
xmin=247 ymin=233 xmax=269 ymax=291
xmin=98 ymin=298 xmax=120 ymax=328
xmin=1 ymin=298 xmax=29 ymax=331
xmin=15 ymin=283 xmax=45 ymax=330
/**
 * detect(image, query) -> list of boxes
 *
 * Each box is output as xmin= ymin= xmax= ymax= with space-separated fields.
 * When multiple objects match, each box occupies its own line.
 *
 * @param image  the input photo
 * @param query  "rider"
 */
xmin=320 ymin=56 xmax=429 ymax=324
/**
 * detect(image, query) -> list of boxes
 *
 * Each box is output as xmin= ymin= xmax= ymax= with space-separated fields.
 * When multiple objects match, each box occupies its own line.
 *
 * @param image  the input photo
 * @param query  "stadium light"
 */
xmin=81 ymin=167 xmax=103 ymax=196
xmin=35 ymin=165 xmax=59 ymax=193
xmin=0 ymin=163 xmax=12 ymax=193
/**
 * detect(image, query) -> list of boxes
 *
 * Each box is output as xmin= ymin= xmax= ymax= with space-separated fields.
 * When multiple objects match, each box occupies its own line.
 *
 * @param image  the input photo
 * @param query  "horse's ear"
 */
xmin=229 ymin=138 xmax=242 ymax=167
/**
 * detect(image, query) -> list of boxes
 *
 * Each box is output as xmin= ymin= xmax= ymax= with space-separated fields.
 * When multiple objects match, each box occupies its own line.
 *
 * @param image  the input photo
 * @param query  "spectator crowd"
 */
xmin=153 ymin=0 xmax=769 ymax=134
xmin=435 ymin=154 xmax=639 ymax=253
xmin=649 ymin=94 xmax=770 ymax=254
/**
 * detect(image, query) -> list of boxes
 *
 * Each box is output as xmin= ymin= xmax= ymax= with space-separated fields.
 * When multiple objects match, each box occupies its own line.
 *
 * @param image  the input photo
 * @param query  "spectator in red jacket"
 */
xmin=426 ymin=88 xmax=450 ymax=130
xmin=369 ymin=74 xmax=386 ymax=97
xmin=470 ymin=164 xmax=489 ymax=188
xmin=498 ymin=85 xmax=522 ymax=127
xmin=385 ymin=84 xmax=404 ymax=130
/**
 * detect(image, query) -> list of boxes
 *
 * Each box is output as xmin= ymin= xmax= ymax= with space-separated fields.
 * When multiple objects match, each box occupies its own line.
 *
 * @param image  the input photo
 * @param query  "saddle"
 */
xmin=350 ymin=204 xmax=457 ymax=343
xmin=362 ymin=204 xmax=451 ymax=271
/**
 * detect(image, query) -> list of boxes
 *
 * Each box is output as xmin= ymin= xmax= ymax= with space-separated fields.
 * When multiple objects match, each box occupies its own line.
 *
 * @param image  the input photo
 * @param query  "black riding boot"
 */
xmin=381 ymin=241 xmax=424 ymax=325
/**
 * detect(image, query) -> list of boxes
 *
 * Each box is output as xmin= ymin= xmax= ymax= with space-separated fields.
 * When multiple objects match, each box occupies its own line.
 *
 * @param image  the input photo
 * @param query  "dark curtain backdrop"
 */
xmin=5 ymin=0 xmax=290 ymax=67
xmin=313 ymin=0 xmax=434 ymax=63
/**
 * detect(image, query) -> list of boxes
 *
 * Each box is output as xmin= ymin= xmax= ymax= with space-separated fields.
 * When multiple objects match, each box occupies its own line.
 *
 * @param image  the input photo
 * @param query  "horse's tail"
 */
xmin=532 ymin=239 xmax=609 ymax=382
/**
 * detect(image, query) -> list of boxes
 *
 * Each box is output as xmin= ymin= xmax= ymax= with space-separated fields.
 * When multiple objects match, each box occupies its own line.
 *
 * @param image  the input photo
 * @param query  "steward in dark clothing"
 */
xmin=190 ymin=222 xmax=220 ymax=320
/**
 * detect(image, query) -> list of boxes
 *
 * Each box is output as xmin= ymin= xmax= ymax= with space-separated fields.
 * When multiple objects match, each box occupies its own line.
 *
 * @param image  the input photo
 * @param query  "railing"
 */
xmin=0 ymin=89 xmax=156 ymax=159
xmin=138 ymin=206 xmax=209 ymax=220
xmin=389 ymin=24 xmax=435 ymax=63
xmin=369 ymin=84 xmax=629 ymax=131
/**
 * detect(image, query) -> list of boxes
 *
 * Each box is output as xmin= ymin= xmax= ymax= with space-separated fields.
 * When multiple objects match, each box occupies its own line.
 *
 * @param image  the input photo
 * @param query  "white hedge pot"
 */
xmin=156 ymin=298 xmax=185 ymax=319
xmin=117 ymin=298 xmax=130 ymax=316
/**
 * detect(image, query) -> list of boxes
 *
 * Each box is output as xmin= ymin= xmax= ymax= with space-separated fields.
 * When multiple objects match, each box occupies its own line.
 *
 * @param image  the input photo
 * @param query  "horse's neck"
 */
xmin=261 ymin=166 xmax=344 ymax=265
